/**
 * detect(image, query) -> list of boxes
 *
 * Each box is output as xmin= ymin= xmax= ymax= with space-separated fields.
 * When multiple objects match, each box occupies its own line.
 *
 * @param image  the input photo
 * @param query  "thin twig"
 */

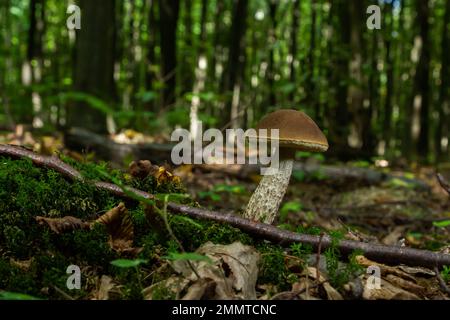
xmin=437 ymin=173 xmax=450 ymax=196
xmin=434 ymin=267 xmax=450 ymax=296
xmin=52 ymin=285 xmax=75 ymax=300
xmin=1 ymin=144 xmax=450 ymax=269
xmin=315 ymin=233 xmax=324 ymax=284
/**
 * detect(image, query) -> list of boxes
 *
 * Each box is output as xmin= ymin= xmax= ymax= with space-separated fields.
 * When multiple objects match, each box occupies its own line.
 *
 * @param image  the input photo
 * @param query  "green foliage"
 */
xmin=323 ymin=231 xmax=364 ymax=288
xmin=433 ymin=220 xmax=450 ymax=228
xmin=163 ymin=252 xmax=212 ymax=264
xmin=111 ymin=259 xmax=148 ymax=268
xmin=279 ymin=201 xmax=303 ymax=222
xmin=257 ymin=243 xmax=291 ymax=291
xmin=441 ymin=266 xmax=450 ymax=283
xmin=199 ymin=184 xmax=245 ymax=202
xmin=0 ymin=291 xmax=41 ymax=300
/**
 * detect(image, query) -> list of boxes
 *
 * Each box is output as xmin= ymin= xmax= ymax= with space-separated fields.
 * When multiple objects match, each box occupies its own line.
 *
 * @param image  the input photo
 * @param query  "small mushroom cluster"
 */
xmin=244 ymin=109 xmax=328 ymax=224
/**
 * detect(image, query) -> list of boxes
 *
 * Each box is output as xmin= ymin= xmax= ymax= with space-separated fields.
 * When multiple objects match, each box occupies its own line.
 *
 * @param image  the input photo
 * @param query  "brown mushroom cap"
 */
xmin=250 ymin=109 xmax=328 ymax=152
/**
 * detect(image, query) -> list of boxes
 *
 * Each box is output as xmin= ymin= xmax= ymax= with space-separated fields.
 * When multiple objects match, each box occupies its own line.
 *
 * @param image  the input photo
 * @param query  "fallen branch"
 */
xmin=1 ymin=144 xmax=449 ymax=269
xmin=437 ymin=173 xmax=450 ymax=196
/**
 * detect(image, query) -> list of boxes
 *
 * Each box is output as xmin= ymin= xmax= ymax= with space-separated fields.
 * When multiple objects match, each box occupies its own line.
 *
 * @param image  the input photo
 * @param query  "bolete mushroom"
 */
xmin=244 ymin=109 xmax=328 ymax=224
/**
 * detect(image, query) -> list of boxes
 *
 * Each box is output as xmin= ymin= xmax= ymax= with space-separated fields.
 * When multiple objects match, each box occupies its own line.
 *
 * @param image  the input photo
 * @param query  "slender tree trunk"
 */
xmin=68 ymin=0 xmax=116 ymax=134
xmin=330 ymin=0 xmax=351 ymax=150
xmin=158 ymin=0 xmax=179 ymax=108
xmin=189 ymin=0 xmax=208 ymax=140
xmin=222 ymin=0 xmax=248 ymax=128
xmin=435 ymin=0 xmax=450 ymax=161
xmin=145 ymin=0 xmax=158 ymax=111
xmin=24 ymin=0 xmax=45 ymax=125
xmin=383 ymin=1 xmax=394 ymax=152
xmin=267 ymin=0 xmax=277 ymax=107
xmin=415 ymin=0 xmax=431 ymax=161
xmin=308 ymin=0 xmax=317 ymax=118
xmin=180 ymin=0 xmax=193 ymax=96
xmin=289 ymin=0 xmax=300 ymax=103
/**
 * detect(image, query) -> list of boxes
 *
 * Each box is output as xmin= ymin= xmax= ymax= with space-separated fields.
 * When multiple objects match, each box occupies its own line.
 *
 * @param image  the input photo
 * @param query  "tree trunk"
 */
xmin=415 ymin=0 xmax=431 ymax=161
xmin=267 ymin=0 xmax=277 ymax=108
xmin=308 ymin=0 xmax=317 ymax=118
xmin=383 ymin=1 xmax=394 ymax=152
xmin=145 ymin=0 xmax=158 ymax=112
xmin=222 ymin=0 xmax=248 ymax=128
xmin=189 ymin=0 xmax=209 ymax=140
xmin=180 ymin=0 xmax=193 ymax=96
xmin=435 ymin=0 xmax=450 ymax=161
xmin=330 ymin=0 xmax=351 ymax=150
xmin=68 ymin=0 xmax=116 ymax=134
xmin=158 ymin=0 xmax=179 ymax=108
xmin=289 ymin=0 xmax=300 ymax=103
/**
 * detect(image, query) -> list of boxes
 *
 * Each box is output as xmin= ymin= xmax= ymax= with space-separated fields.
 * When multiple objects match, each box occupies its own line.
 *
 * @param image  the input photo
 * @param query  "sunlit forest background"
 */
xmin=0 ymin=0 xmax=449 ymax=164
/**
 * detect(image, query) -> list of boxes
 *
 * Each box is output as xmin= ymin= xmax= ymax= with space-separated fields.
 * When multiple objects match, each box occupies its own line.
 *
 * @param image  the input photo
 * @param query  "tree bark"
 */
xmin=329 ymin=0 xmax=351 ymax=149
xmin=267 ymin=0 xmax=277 ymax=108
xmin=68 ymin=0 xmax=116 ymax=134
xmin=415 ymin=0 xmax=431 ymax=161
xmin=382 ymin=1 xmax=394 ymax=151
xmin=222 ymin=0 xmax=248 ymax=128
xmin=435 ymin=0 xmax=450 ymax=161
xmin=289 ymin=0 xmax=300 ymax=103
xmin=158 ymin=0 xmax=180 ymax=108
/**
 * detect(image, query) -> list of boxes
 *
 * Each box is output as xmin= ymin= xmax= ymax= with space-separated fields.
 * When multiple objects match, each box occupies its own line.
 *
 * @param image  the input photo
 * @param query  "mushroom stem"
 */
xmin=243 ymin=158 xmax=294 ymax=224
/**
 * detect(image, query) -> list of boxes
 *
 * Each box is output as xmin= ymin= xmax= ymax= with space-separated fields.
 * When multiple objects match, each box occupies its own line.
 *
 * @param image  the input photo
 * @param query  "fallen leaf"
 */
xmin=145 ymin=242 xmax=260 ymax=300
xmin=94 ymin=203 xmax=138 ymax=254
xmin=94 ymin=275 xmax=120 ymax=300
xmin=129 ymin=160 xmax=158 ymax=179
xmin=362 ymin=276 xmax=420 ymax=300
xmin=35 ymin=216 xmax=90 ymax=234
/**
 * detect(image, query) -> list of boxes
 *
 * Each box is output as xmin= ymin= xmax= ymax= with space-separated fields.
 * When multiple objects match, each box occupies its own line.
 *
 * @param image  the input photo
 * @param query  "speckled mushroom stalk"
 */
xmin=242 ymin=109 xmax=328 ymax=225
xmin=243 ymin=151 xmax=294 ymax=224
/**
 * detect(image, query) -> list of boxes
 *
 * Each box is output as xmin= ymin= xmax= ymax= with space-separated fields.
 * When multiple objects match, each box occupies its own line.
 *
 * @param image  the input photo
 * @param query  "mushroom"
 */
xmin=244 ymin=109 xmax=328 ymax=224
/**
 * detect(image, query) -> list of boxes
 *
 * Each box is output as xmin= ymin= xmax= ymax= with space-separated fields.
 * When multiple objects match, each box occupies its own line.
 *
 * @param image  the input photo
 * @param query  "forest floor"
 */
xmin=0 ymin=130 xmax=449 ymax=300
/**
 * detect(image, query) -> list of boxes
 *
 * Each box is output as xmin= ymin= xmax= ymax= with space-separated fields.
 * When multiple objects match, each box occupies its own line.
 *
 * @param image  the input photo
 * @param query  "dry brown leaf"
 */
xmin=9 ymin=258 xmax=32 ymax=271
xmin=154 ymin=166 xmax=180 ymax=185
xmin=36 ymin=216 xmax=90 ymax=234
xmin=93 ymin=275 xmax=120 ymax=300
xmin=94 ymin=203 xmax=138 ymax=254
xmin=382 ymin=226 xmax=407 ymax=246
xmin=129 ymin=160 xmax=158 ymax=179
xmin=181 ymin=279 xmax=216 ymax=300
xmin=385 ymin=274 xmax=426 ymax=297
xmin=144 ymin=242 xmax=260 ymax=300
xmin=303 ymin=267 xmax=343 ymax=300
xmin=362 ymin=276 xmax=420 ymax=300
xmin=355 ymin=255 xmax=417 ymax=283
xmin=142 ymin=276 xmax=190 ymax=300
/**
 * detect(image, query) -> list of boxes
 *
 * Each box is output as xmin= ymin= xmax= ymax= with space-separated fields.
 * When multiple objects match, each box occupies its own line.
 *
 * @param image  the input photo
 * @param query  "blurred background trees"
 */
xmin=0 ymin=0 xmax=449 ymax=163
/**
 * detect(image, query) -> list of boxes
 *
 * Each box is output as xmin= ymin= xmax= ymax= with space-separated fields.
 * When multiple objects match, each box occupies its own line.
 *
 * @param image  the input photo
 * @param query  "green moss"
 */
xmin=1 ymin=155 xmax=357 ymax=299
xmin=256 ymin=243 xmax=292 ymax=290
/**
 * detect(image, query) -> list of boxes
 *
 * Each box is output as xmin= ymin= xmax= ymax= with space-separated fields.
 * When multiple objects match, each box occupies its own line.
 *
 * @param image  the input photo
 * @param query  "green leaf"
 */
xmin=172 ymin=215 xmax=203 ymax=229
xmin=110 ymin=259 xmax=148 ymax=268
xmin=432 ymin=220 xmax=450 ymax=228
xmin=163 ymin=252 xmax=212 ymax=264
xmin=280 ymin=201 xmax=303 ymax=222
xmin=292 ymin=170 xmax=305 ymax=182
xmin=0 ymin=291 xmax=41 ymax=300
